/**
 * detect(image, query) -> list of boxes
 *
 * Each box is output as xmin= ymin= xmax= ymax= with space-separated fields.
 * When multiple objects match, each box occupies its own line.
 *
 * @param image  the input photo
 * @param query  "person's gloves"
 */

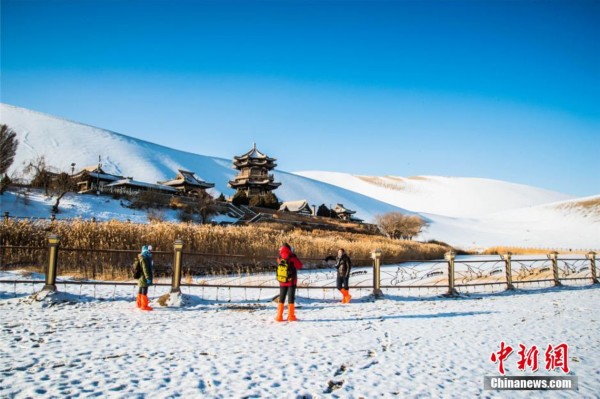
xmin=146 ymin=279 xmax=152 ymax=285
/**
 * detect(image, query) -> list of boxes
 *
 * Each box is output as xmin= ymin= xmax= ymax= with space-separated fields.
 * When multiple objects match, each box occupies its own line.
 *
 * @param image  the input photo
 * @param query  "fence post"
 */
xmin=43 ymin=235 xmax=60 ymax=292
xmin=171 ymin=240 xmax=184 ymax=293
xmin=502 ymin=253 xmax=515 ymax=291
xmin=587 ymin=252 xmax=599 ymax=284
xmin=444 ymin=251 xmax=459 ymax=297
xmin=370 ymin=249 xmax=384 ymax=298
xmin=4 ymin=211 xmax=8 ymax=223
xmin=548 ymin=251 xmax=561 ymax=286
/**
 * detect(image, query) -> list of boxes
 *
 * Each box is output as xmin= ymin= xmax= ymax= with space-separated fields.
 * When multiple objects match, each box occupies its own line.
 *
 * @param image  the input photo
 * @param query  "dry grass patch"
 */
xmin=570 ymin=198 xmax=600 ymax=209
xmin=482 ymin=246 xmax=594 ymax=255
xmin=356 ymin=176 xmax=405 ymax=191
xmin=558 ymin=197 xmax=600 ymax=213
xmin=385 ymin=176 xmax=406 ymax=182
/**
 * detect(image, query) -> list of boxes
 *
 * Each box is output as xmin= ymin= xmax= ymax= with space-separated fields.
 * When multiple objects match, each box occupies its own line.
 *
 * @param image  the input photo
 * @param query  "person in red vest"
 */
xmin=275 ymin=243 xmax=303 ymax=322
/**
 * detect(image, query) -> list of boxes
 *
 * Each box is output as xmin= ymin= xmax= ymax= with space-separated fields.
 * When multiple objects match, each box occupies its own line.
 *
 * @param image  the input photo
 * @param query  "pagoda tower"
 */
xmin=228 ymin=143 xmax=281 ymax=197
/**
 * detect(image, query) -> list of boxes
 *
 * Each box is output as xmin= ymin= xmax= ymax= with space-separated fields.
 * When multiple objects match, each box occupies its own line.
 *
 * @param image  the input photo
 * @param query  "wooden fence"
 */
xmin=0 ymin=236 xmax=598 ymax=300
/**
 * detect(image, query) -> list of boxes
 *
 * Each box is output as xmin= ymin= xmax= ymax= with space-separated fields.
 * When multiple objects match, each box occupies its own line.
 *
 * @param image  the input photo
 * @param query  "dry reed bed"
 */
xmin=1 ymin=219 xmax=447 ymax=260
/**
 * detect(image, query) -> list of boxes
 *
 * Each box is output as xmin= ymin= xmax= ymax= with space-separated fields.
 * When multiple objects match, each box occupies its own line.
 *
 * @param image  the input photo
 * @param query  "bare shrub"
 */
xmin=147 ymin=209 xmax=166 ymax=223
xmin=23 ymin=156 xmax=53 ymax=195
xmin=0 ymin=124 xmax=19 ymax=177
xmin=375 ymin=212 xmax=428 ymax=240
xmin=170 ymin=196 xmax=187 ymax=210
xmin=177 ymin=208 xmax=196 ymax=223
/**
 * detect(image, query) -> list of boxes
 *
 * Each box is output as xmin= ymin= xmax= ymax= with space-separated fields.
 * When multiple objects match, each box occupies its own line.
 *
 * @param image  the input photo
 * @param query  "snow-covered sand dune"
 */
xmin=293 ymin=171 xmax=573 ymax=218
xmin=0 ymin=103 xmax=402 ymax=223
xmin=2 ymin=102 xmax=599 ymax=250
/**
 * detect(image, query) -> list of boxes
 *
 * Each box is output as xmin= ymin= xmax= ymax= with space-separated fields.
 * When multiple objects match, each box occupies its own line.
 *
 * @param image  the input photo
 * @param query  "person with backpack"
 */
xmin=136 ymin=245 xmax=154 ymax=311
xmin=335 ymin=248 xmax=352 ymax=304
xmin=275 ymin=242 xmax=303 ymax=322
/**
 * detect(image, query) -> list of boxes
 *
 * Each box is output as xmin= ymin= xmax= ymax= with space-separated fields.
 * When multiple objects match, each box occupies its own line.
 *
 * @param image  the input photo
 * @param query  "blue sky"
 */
xmin=1 ymin=0 xmax=598 ymax=196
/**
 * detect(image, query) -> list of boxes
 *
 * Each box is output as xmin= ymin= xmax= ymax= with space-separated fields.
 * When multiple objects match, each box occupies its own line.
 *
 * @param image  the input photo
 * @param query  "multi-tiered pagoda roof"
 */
xmin=228 ymin=143 xmax=281 ymax=195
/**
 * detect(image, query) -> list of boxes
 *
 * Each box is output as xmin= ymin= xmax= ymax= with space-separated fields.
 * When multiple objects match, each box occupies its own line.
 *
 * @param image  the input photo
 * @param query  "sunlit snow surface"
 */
xmin=1 ymin=263 xmax=599 ymax=398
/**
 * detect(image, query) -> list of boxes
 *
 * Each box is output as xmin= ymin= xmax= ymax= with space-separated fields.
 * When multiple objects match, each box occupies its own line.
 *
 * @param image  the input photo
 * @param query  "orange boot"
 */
xmin=342 ymin=289 xmax=352 ymax=304
xmin=339 ymin=289 xmax=347 ymax=303
xmin=140 ymin=294 xmax=153 ymax=311
xmin=275 ymin=303 xmax=284 ymax=322
xmin=287 ymin=304 xmax=297 ymax=322
xmin=136 ymin=294 xmax=142 ymax=308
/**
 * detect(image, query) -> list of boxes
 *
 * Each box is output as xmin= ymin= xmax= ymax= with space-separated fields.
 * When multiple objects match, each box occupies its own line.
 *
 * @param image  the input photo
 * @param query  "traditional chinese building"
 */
xmin=72 ymin=166 xmax=124 ymax=193
xmin=279 ymin=200 xmax=315 ymax=216
xmin=104 ymin=178 xmax=178 ymax=195
xmin=228 ymin=143 xmax=281 ymax=197
xmin=333 ymin=203 xmax=364 ymax=223
xmin=158 ymin=169 xmax=215 ymax=196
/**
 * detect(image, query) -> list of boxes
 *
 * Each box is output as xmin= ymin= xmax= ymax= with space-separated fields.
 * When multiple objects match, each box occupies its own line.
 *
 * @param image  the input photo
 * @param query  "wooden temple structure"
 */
xmin=73 ymin=166 xmax=214 ymax=197
xmin=333 ymin=203 xmax=364 ymax=222
xmin=228 ymin=143 xmax=281 ymax=197
xmin=279 ymin=200 xmax=314 ymax=216
xmin=72 ymin=166 xmax=124 ymax=193
xmin=158 ymin=169 xmax=215 ymax=196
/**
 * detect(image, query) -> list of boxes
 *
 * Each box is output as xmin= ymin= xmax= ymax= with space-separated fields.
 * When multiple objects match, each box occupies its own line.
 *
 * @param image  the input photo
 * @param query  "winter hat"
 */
xmin=279 ymin=243 xmax=291 ymax=257
xmin=147 ymin=245 xmax=153 ymax=252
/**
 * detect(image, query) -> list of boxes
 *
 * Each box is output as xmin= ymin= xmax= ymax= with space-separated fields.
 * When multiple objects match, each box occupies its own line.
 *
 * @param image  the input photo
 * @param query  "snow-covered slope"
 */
xmin=294 ymin=172 xmax=599 ymax=249
xmin=420 ymin=195 xmax=600 ymax=249
xmin=293 ymin=172 xmax=572 ymax=218
xmin=2 ymin=103 xmax=598 ymax=249
xmin=0 ymin=103 xmax=402 ymax=222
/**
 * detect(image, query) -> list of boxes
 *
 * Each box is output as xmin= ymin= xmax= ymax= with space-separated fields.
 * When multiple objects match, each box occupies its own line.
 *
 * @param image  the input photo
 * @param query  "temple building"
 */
xmin=228 ymin=143 xmax=281 ymax=197
xmin=158 ymin=169 xmax=215 ymax=196
xmin=279 ymin=200 xmax=314 ymax=216
xmin=333 ymin=203 xmax=364 ymax=223
xmin=105 ymin=178 xmax=177 ymax=195
xmin=72 ymin=165 xmax=124 ymax=193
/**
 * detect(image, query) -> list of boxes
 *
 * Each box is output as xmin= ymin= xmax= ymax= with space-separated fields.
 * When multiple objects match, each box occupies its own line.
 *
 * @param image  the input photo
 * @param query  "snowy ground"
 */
xmin=1 ymin=267 xmax=598 ymax=398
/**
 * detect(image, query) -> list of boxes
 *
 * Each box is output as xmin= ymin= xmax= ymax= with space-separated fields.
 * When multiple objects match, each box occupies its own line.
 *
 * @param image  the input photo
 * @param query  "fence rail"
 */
xmin=0 ymin=237 xmax=598 ymax=301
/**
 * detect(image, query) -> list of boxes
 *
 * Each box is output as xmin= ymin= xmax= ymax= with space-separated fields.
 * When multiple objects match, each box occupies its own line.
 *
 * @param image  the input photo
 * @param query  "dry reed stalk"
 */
xmin=2 ymin=219 xmax=449 ymax=277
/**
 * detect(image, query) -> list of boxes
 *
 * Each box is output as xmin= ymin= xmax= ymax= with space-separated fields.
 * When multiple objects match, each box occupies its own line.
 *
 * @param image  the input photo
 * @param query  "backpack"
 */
xmin=132 ymin=254 xmax=143 ymax=279
xmin=276 ymin=257 xmax=295 ymax=283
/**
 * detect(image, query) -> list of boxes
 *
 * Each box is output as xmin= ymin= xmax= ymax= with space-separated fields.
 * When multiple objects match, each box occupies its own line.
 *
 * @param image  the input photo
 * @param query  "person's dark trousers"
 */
xmin=279 ymin=285 xmax=296 ymax=304
xmin=336 ymin=276 xmax=349 ymax=291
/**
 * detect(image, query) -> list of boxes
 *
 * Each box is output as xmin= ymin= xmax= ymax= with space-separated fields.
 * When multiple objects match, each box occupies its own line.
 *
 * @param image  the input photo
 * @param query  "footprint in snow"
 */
xmin=334 ymin=364 xmax=347 ymax=376
xmin=323 ymin=379 xmax=344 ymax=393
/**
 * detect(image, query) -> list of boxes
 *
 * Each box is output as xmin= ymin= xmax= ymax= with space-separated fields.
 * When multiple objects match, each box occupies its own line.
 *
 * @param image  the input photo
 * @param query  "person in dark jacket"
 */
xmin=275 ymin=243 xmax=303 ymax=322
xmin=336 ymin=248 xmax=352 ymax=303
xmin=136 ymin=245 xmax=154 ymax=311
